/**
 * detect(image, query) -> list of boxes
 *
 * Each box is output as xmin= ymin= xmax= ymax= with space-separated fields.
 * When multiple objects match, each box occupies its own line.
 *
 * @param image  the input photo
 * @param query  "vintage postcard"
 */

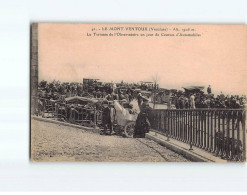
xmin=31 ymin=23 xmax=246 ymax=162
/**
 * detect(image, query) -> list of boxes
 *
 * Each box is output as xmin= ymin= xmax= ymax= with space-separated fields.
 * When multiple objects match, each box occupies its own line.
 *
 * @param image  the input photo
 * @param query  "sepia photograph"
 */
xmin=31 ymin=23 xmax=247 ymax=162
xmin=3 ymin=0 xmax=247 ymax=192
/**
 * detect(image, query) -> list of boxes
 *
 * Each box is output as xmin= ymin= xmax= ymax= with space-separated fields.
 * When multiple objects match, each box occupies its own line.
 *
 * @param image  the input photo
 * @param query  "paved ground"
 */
xmin=31 ymin=119 xmax=190 ymax=162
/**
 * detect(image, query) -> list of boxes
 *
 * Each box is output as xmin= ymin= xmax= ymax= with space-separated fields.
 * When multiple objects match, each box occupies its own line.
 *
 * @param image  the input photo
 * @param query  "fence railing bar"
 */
xmin=242 ymin=111 xmax=246 ymax=161
xmin=148 ymin=107 xmax=245 ymax=162
xmin=33 ymin=96 xmax=246 ymax=162
xmin=207 ymin=111 xmax=210 ymax=151
xmin=210 ymin=111 xmax=213 ymax=152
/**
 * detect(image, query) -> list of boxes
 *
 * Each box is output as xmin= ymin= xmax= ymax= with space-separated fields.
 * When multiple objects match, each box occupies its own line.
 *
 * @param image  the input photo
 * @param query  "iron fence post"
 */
xmin=189 ymin=110 xmax=193 ymax=150
xmin=166 ymin=111 xmax=170 ymax=141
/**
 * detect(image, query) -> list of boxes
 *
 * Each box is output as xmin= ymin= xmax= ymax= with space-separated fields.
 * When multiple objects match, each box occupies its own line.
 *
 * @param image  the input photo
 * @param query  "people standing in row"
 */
xmin=38 ymin=81 xmax=246 ymax=109
xmin=174 ymin=94 xmax=196 ymax=109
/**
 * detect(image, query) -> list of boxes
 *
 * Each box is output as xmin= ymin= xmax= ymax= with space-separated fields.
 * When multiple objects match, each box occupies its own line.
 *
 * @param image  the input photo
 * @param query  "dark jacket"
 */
xmin=102 ymin=107 xmax=111 ymax=124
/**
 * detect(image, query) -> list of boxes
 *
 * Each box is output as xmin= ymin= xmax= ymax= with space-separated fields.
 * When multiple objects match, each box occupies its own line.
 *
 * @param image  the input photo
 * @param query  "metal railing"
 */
xmin=148 ymin=109 xmax=246 ymax=161
xmin=32 ymin=96 xmax=102 ymax=128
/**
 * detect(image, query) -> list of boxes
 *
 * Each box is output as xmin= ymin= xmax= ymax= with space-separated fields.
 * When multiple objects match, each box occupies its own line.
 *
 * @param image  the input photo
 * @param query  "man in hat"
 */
xmin=178 ymin=95 xmax=185 ymax=109
xmin=109 ymin=101 xmax=116 ymax=134
xmin=139 ymin=96 xmax=149 ymax=112
xmin=113 ymin=92 xmax=119 ymax=100
xmin=96 ymin=89 xmax=102 ymax=98
xmin=92 ymin=89 xmax=97 ymax=98
xmin=101 ymin=100 xmax=112 ymax=135
xmin=137 ymin=92 xmax=143 ymax=109
xmin=105 ymin=93 xmax=112 ymax=101
xmin=124 ymin=92 xmax=129 ymax=102
xmin=119 ymin=91 xmax=125 ymax=100
xmin=207 ymin=85 xmax=211 ymax=94
xmin=189 ymin=93 xmax=196 ymax=109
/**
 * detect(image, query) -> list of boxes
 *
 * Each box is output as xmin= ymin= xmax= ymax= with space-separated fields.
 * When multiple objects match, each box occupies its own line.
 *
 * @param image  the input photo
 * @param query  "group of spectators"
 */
xmin=38 ymin=80 xmax=137 ymax=103
xmin=38 ymin=80 xmax=246 ymax=110
xmin=38 ymin=80 xmax=84 ymax=100
xmin=171 ymin=86 xmax=246 ymax=109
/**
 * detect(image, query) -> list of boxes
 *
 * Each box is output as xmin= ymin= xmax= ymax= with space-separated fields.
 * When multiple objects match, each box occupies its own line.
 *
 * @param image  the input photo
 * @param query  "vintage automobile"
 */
xmin=109 ymin=100 xmax=138 ymax=137
xmin=54 ymin=96 xmax=101 ymax=127
xmin=65 ymin=96 xmax=98 ymax=105
xmin=133 ymin=89 xmax=152 ymax=99
xmin=140 ymin=81 xmax=154 ymax=91
xmin=182 ymin=86 xmax=205 ymax=95
xmin=150 ymin=89 xmax=170 ymax=105
xmin=35 ymin=96 xmax=60 ymax=118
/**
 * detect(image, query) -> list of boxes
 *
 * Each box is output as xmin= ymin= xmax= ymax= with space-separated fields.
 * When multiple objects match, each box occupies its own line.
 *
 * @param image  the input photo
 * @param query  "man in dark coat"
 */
xmin=137 ymin=92 xmax=143 ymax=109
xmin=174 ymin=95 xmax=180 ymax=109
xmin=96 ymin=89 xmax=102 ymax=98
xmin=207 ymin=85 xmax=211 ymax=94
xmin=92 ymin=90 xmax=97 ymax=98
xmin=101 ymin=100 xmax=112 ymax=135
xmin=134 ymin=97 xmax=152 ymax=138
xmin=179 ymin=96 xmax=185 ymax=109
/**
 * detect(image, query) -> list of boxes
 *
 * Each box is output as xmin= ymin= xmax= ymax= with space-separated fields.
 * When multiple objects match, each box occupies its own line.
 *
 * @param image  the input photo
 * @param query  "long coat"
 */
xmin=102 ymin=106 xmax=111 ymax=125
xmin=134 ymin=104 xmax=152 ymax=138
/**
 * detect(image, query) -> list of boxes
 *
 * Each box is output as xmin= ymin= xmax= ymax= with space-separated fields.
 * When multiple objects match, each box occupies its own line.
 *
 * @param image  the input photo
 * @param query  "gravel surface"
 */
xmin=31 ymin=119 xmax=190 ymax=162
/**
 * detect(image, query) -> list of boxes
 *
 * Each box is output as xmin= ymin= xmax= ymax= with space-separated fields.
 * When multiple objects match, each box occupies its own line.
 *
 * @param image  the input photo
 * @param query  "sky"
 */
xmin=38 ymin=23 xmax=247 ymax=95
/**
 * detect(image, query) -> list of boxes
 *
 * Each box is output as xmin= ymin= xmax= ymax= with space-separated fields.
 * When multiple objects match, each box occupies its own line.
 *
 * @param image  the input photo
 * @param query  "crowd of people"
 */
xmin=38 ymin=80 xmax=84 ymax=100
xmin=37 ymin=80 xmax=153 ymax=138
xmin=37 ymin=80 xmax=246 ymax=139
xmin=38 ymin=80 xmax=246 ymax=110
xmin=38 ymin=80 xmax=140 ymax=102
xmin=171 ymin=86 xmax=246 ymax=109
